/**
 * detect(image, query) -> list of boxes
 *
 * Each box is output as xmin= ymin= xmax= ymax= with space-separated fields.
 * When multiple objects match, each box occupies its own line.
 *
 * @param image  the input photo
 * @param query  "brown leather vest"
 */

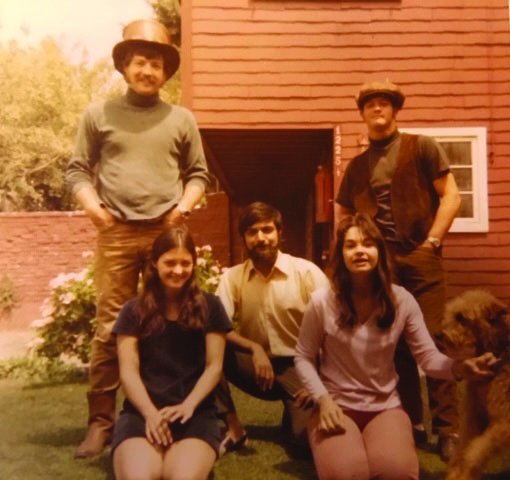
xmin=350 ymin=134 xmax=438 ymax=248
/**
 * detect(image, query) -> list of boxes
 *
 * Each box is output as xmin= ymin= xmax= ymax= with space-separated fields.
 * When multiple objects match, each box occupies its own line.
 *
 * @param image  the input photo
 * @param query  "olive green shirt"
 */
xmin=66 ymin=89 xmax=209 ymax=221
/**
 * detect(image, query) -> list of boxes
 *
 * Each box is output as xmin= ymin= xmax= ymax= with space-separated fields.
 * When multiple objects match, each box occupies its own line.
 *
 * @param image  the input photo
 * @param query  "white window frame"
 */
xmin=400 ymin=126 xmax=488 ymax=233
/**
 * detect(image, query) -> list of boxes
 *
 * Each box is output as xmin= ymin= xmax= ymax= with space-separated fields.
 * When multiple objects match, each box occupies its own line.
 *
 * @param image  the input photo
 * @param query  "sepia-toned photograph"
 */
xmin=0 ymin=1 xmax=509 ymax=479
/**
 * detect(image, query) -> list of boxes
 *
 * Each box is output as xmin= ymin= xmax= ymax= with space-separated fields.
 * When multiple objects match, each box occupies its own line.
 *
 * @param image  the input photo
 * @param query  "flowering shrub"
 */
xmin=32 ymin=256 xmax=97 ymax=364
xmin=32 ymin=246 xmax=224 ymax=364
xmin=195 ymin=245 xmax=225 ymax=293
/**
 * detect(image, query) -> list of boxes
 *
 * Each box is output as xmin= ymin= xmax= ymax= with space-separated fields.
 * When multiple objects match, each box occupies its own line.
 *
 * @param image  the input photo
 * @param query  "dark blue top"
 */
xmin=113 ymin=292 xmax=232 ymax=412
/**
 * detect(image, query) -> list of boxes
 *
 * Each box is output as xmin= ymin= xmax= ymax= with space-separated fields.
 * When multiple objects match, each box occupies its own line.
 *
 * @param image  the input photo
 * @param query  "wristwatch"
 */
xmin=427 ymin=236 xmax=441 ymax=248
xmin=176 ymin=205 xmax=191 ymax=219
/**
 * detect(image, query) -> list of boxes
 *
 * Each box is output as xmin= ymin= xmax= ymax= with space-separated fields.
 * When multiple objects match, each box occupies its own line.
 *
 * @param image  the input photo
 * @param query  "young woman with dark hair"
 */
xmin=295 ymin=213 xmax=496 ymax=480
xmin=112 ymin=227 xmax=232 ymax=480
xmin=327 ymin=212 xmax=395 ymax=330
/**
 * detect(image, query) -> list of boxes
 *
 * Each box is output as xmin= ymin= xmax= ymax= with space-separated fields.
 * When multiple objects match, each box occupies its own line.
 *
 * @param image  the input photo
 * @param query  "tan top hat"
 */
xmin=356 ymin=79 xmax=405 ymax=111
xmin=112 ymin=19 xmax=180 ymax=78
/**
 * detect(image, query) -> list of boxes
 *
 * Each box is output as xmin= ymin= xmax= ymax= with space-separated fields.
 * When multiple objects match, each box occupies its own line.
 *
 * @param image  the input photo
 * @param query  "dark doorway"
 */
xmin=201 ymin=128 xmax=333 ymax=265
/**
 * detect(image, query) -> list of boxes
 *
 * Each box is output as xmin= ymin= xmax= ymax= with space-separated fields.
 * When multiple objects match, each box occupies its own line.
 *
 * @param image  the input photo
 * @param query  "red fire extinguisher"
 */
xmin=315 ymin=165 xmax=333 ymax=223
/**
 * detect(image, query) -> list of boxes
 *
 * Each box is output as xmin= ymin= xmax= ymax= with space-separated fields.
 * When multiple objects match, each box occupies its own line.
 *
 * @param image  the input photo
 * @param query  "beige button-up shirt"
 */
xmin=216 ymin=251 xmax=330 ymax=357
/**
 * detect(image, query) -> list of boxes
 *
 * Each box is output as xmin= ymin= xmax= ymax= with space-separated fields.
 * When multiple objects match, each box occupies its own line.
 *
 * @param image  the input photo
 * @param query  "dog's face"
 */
xmin=440 ymin=290 xmax=510 ymax=359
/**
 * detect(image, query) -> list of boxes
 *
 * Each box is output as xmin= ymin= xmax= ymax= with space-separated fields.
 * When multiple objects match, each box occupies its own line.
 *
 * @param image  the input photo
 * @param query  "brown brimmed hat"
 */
xmin=112 ymin=19 xmax=180 ymax=78
xmin=356 ymin=79 xmax=405 ymax=111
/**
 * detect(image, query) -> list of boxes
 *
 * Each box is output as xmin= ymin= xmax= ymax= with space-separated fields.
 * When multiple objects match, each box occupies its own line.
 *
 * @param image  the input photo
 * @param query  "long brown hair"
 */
xmin=135 ymin=227 xmax=208 ymax=337
xmin=328 ymin=213 xmax=395 ymax=329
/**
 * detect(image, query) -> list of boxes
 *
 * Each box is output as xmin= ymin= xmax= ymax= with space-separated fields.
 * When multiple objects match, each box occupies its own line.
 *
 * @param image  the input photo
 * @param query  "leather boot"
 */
xmin=74 ymin=391 xmax=116 ymax=458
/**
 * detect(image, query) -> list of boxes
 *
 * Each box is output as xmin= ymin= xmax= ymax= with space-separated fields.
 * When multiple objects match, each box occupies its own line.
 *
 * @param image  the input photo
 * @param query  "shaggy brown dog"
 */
xmin=440 ymin=289 xmax=510 ymax=480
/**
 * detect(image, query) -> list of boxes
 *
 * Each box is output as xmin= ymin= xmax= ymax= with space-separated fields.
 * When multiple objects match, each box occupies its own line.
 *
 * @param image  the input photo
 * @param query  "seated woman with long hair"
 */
xmin=295 ymin=213 xmax=496 ymax=480
xmin=112 ymin=227 xmax=232 ymax=480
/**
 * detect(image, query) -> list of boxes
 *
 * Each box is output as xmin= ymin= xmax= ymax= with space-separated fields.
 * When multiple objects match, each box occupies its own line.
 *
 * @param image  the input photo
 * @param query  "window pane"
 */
xmin=440 ymin=141 xmax=471 ymax=166
xmin=458 ymin=193 xmax=473 ymax=218
xmin=400 ymin=126 xmax=487 ymax=232
xmin=451 ymin=167 xmax=472 ymax=191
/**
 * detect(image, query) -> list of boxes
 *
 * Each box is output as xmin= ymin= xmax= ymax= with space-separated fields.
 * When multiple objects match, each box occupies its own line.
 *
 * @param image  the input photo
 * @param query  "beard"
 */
xmin=246 ymin=242 xmax=279 ymax=268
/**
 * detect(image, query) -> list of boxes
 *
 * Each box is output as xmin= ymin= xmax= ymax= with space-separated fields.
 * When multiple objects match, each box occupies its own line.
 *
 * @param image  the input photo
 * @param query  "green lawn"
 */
xmin=0 ymin=377 xmax=509 ymax=480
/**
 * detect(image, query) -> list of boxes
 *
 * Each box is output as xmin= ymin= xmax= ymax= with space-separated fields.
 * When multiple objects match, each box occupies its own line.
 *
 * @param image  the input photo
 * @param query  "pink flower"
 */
xmin=40 ymin=299 xmax=54 ymax=317
xmin=60 ymin=292 xmax=75 ymax=305
xmin=31 ymin=317 xmax=54 ymax=329
xmin=26 ymin=337 xmax=44 ymax=349
xmin=49 ymin=273 xmax=70 ymax=289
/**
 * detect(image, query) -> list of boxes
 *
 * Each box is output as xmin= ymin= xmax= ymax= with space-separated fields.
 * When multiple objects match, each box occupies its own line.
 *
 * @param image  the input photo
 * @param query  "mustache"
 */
xmin=251 ymin=243 xmax=279 ymax=254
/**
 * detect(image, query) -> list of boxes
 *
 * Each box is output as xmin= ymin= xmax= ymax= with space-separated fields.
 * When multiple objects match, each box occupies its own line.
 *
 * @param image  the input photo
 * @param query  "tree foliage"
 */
xmin=149 ymin=0 xmax=182 ymax=105
xmin=0 ymin=38 xmax=122 ymax=211
xmin=149 ymin=0 xmax=181 ymax=47
xmin=0 ymin=4 xmax=182 ymax=212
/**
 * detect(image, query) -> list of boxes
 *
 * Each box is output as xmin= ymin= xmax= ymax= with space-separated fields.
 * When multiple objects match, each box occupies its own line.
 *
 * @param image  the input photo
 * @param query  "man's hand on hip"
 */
xmin=163 ymin=207 xmax=186 ymax=227
xmin=75 ymin=185 xmax=116 ymax=231
xmin=89 ymin=206 xmax=116 ymax=231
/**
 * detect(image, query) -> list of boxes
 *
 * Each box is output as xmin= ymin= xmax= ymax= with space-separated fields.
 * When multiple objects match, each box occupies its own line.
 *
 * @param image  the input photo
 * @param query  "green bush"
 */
xmin=0 ymin=356 xmax=86 ymax=382
xmin=32 ymin=246 xmax=224 ymax=364
xmin=0 ymin=274 xmax=20 ymax=314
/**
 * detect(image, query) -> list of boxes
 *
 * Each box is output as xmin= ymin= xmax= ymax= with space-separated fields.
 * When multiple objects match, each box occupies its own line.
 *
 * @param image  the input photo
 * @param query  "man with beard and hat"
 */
xmin=66 ymin=18 xmax=209 ymax=458
xmin=336 ymin=79 xmax=461 ymax=460
xmin=214 ymin=202 xmax=330 ymax=456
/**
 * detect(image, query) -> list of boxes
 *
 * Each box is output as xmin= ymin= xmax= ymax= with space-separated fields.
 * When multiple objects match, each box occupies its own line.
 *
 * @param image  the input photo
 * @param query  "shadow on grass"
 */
xmin=26 ymin=426 xmax=115 ymax=479
xmin=272 ymin=460 xmax=317 ymax=480
xmin=85 ymin=454 xmax=115 ymax=480
xmin=243 ymin=424 xmax=316 ymax=479
xmin=244 ymin=424 xmax=283 ymax=443
xmin=421 ymin=474 xmax=510 ymax=480
xmin=26 ymin=426 xmax=86 ymax=447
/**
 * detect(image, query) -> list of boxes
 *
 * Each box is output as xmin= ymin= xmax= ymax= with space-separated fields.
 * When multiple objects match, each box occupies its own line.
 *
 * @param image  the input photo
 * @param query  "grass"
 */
xmin=0 ymin=379 xmax=112 ymax=480
xmin=0 ymin=373 xmax=509 ymax=480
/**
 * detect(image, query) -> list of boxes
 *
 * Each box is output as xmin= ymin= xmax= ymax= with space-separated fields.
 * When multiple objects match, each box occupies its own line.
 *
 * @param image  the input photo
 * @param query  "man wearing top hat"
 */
xmin=66 ymin=18 xmax=209 ymax=458
xmin=336 ymin=79 xmax=461 ymax=461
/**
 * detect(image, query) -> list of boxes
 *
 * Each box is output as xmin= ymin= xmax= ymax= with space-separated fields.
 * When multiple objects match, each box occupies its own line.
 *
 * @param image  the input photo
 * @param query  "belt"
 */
xmin=122 ymin=216 xmax=165 ymax=226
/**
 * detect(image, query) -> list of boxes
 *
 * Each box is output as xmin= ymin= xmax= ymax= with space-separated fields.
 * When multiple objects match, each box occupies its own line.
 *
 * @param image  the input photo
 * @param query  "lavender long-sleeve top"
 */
xmin=295 ymin=284 xmax=455 ymax=412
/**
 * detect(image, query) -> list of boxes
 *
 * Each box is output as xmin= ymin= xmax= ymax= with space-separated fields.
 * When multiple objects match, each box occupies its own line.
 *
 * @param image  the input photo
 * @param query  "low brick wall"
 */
xmin=0 ymin=193 xmax=230 ymax=328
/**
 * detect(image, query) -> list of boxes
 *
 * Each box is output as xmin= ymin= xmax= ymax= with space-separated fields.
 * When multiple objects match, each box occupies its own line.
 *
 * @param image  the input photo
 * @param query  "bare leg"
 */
xmin=113 ymin=437 xmax=163 ymax=480
xmin=215 ymin=375 xmax=247 ymax=458
xmin=308 ymin=408 xmax=370 ymax=480
xmin=162 ymin=438 xmax=216 ymax=480
xmin=363 ymin=408 xmax=418 ymax=480
xmin=224 ymin=412 xmax=247 ymax=441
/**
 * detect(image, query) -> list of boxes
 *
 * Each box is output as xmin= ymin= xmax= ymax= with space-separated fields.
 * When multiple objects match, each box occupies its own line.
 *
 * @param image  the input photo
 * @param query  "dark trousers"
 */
xmin=392 ymin=245 xmax=458 ymax=435
xmin=214 ymin=346 xmax=311 ymax=446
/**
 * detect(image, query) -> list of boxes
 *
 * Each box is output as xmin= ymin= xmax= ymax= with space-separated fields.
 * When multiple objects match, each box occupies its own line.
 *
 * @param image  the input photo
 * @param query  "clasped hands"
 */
xmin=145 ymin=402 xmax=195 ymax=447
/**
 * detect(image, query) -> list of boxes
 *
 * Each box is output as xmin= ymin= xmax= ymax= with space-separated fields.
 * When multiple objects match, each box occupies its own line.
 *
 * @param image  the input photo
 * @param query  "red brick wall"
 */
xmin=0 ymin=193 xmax=230 ymax=327
xmin=183 ymin=0 xmax=510 ymax=302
